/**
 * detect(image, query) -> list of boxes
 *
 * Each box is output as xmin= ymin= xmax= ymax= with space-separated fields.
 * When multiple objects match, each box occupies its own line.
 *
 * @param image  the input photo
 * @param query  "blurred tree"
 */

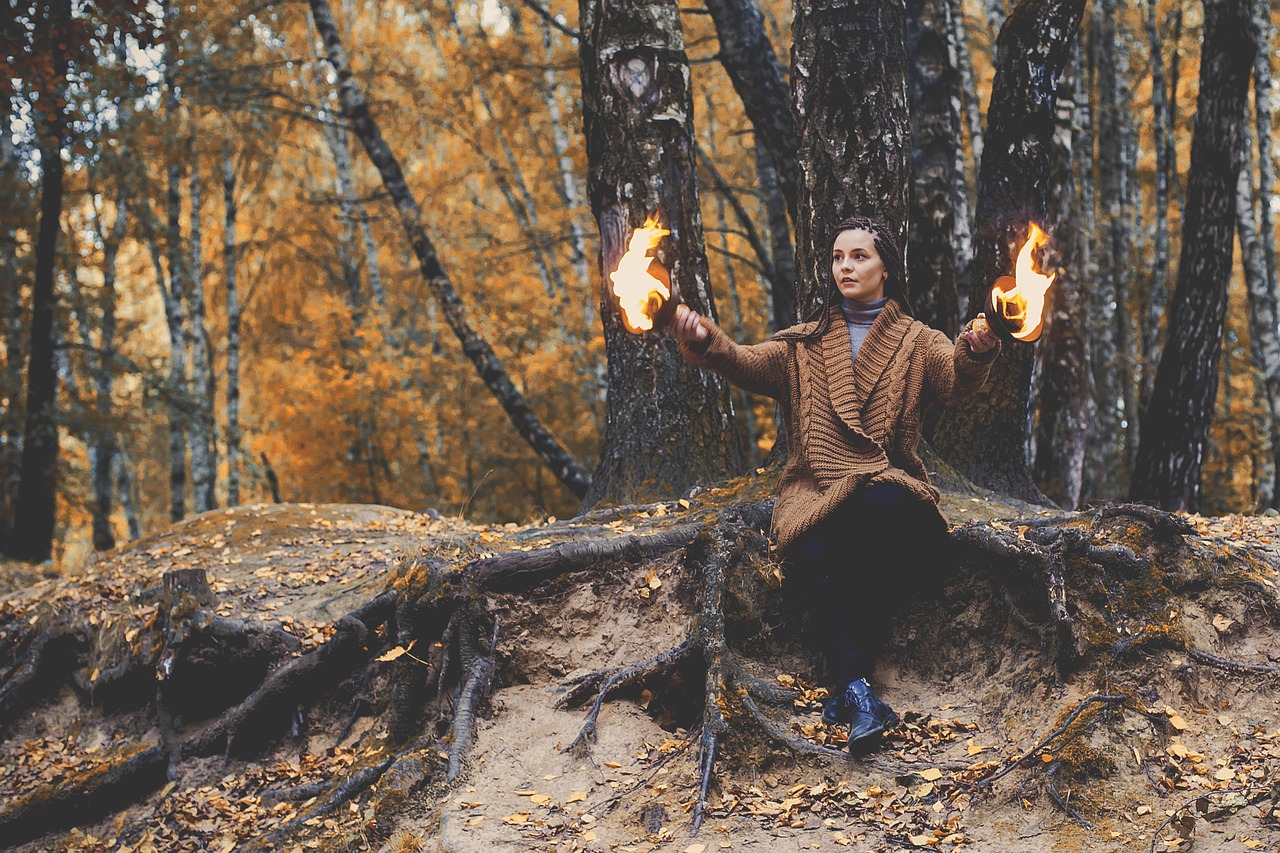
xmin=1130 ymin=0 xmax=1256 ymax=510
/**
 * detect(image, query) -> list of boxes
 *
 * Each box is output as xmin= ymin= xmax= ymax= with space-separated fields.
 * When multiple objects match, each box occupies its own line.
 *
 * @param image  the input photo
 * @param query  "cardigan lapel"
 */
xmin=819 ymin=298 xmax=915 ymax=434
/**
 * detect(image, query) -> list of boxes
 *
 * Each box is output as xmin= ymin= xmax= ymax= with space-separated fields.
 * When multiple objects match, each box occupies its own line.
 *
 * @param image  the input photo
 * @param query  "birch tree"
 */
xmin=1130 ymin=0 xmax=1256 ymax=510
xmin=578 ymin=0 xmax=746 ymax=507
xmin=928 ymin=0 xmax=1087 ymax=502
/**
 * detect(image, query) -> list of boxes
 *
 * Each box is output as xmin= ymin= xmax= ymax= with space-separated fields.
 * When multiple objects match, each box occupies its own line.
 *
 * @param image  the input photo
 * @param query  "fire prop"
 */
xmin=986 ymin=222 xmax=1056 ymax=342
xmin=610 ymin=216 xmax=674 ymax=333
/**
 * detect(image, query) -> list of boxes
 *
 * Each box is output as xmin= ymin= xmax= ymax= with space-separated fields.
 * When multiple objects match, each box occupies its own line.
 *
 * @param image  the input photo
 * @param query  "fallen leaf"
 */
xmin=919 ymin=768 xmax=943 ymax=781
xmin=1213 ymin=768 xmax=1235 ymax=781
xmin=1137 ymin=805 xmax=1152 ymax=815
xmin=376 ymin=640 xmax=416 ymax=662
xmin=1212 ymin=614 xmax=1234 ymax=633
xmin=568 ymin=791 xmax=588 ymax=803
xmin=685 ymin=845 xmax=707 ymax=853
xmin=502 ymin=813 xmax=529 ymax=825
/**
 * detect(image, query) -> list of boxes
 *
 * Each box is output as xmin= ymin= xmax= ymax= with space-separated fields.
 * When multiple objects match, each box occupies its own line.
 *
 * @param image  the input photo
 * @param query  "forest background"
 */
xmin=2 ymin=0 xmax=1279 ymax=570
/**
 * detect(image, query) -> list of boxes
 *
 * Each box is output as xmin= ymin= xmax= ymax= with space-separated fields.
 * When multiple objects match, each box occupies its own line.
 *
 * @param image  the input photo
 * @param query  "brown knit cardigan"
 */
xmin=681 ymin=299 xmax=1000 ymax=555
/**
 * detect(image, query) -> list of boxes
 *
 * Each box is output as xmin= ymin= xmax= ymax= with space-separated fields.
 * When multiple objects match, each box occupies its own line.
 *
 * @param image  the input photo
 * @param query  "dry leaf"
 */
xmin=583 ymin=830 xmax=597 ymax=841
xmin=604 ymin=761 xmax=622 ymax=768
xmin=1136 ymin=805 xmax=1152 ymax=815
xmin=568 ymin=791 xmax=588 ymax=803
xmin=502 ymin=813 xmax=529 ymax=825
xmin=376 ymin=640 xmax=416 ymax=662
xmin=1213 ymin=768 xmax=1235 ymax=781
xmin=530 ymin=794 xmax=552 ymax=806
xmin=919 ymin=768 xmax=943 ymax=781
xmin=685 ymin=845 xmax=707 ymax=853
xmin=1212 ymin=614 xmax=1235 ymax=633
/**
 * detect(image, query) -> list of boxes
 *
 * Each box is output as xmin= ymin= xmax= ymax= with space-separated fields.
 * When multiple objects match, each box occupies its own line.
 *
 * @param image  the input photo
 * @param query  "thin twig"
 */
xmin=971 ymin=694 xmax=1128 ymax=788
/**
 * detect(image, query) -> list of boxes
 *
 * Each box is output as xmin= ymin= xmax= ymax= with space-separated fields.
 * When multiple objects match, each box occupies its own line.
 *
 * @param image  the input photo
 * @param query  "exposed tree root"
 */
xmin=1044 ymin=761 xmax=1093 ymax=828
xmin=1185 ymin=647 xmax=1280 ymax=675
xmin=3 ymin=493 xmax=1277 ymax=848
xmin=973 ymin=693 xmax=1129 ymax=788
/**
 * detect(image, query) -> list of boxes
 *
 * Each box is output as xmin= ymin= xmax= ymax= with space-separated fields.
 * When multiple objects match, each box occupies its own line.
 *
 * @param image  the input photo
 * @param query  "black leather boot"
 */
xmin=839 ymin=678 xmax=899 ymax=754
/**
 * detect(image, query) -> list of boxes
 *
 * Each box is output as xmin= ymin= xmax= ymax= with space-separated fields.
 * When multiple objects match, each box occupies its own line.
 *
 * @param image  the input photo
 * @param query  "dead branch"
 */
xmin=0 ymin=628 xmax=83 ymax=728
xmin=1185 ymin=647 xmax=1280 ymax=674
xmin=740 ymin=692 xmax=848 ymax=761
xmin=971 ymin=694 xmax=1129 ymax=788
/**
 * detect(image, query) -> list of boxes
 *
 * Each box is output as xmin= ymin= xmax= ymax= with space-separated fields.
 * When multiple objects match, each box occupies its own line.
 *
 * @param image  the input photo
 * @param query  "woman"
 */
xmin=670 ymin=216 xmax=999 ymax=755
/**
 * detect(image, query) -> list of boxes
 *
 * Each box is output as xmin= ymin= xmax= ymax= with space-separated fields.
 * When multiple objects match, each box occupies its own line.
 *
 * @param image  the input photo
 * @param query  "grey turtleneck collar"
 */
xmin=841 ymin=296 xmax=888 ymax=362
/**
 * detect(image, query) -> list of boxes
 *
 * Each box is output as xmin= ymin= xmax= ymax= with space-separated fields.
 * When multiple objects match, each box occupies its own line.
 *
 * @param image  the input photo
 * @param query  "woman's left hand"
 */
xmin=962 ymin=313 xmax=998 ymax=354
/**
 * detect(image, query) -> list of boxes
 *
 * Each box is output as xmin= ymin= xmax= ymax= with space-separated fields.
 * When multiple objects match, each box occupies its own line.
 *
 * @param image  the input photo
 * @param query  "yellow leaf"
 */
xmin=920 ymin=768 xmax=943 ymax=781
xmin=685 ymin=845 xmax=707 ymax=853
xmin=568 ymin=791 xmax=588 ymax=803
xmin=678 ymin=499 xmax=691 ymax=509
xmin=1212 ymin=614 xmax=1234 ymax=633
xmin=909 ymin=834 xmax=933 ymax=846
xmin=1214 ymin=768 xmax=1235 ymax=781
xmin=530 ymin=794 xmax=552 ymax=806
xmin=1041 ymin=753 xmax=1055 ymax=763
xmin=583 ymin=831 xmax=597 ymax=841
xmin=376 ymin=640 xmax=416 ymax=662
xmin=502 ymin=813 xmax=529 ymax=824
xmin=966 ymin=740 xmax=986 ymax=755
xmin=604 ymin=761 xmax=622 ymax=768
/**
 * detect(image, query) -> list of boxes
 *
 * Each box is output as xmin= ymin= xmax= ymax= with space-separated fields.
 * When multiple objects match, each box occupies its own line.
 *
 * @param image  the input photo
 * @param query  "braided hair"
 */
xmin=776 ymin=215 xmax=913 ymax=342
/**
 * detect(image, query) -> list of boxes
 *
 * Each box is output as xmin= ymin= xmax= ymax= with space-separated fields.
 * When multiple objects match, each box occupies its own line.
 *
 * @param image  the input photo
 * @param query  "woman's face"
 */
xmin=831 ymin=229 xmax=886 ymax=303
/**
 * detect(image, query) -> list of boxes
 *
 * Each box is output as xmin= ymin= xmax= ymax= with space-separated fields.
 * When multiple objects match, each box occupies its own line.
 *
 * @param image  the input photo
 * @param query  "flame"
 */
xmin=610 ymin=216 xmax=671 ymax=333
xmin=991 ymin=222 xmax=1056 ymax=342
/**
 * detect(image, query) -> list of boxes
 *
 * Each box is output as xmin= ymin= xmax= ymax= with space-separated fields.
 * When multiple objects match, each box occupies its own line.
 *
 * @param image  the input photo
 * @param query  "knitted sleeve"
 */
xmin=921 ymin=322 xmax=1001 ymax=403
xmin=678 ymin=316 xmax=788 ymax=400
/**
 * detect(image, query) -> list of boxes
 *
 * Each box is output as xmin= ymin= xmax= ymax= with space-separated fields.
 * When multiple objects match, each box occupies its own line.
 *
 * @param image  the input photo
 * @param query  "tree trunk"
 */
xmin=223 ymin=149 xmax=242 ymax=507
xmin=703 ymin=0 xmax=798 ymax=219
xmin=1129 ymin=0 xmax=1255 ymax=510
xmin=319 ymin=104 xmax=367 ymax=317
xmin=1089 ymin=0 xmax=1139 ymax=496
xmin=163 ymin=20 xmax=188 ymax=524
xmin=906 ymin=0 xmax=964 ymax=338
xmin=928 ymin=0 xmax=1087 ymax=503
xmin=1239 ymin=120 xmax=1280 ymax=509
xmin=188 ymin=162 xmax=217 ymax=515
xmin=1252 ymin=0 xmax=1280 ymax=507
xmin=86 ymin=192 xmax=127 ymax=552
xmin=947 ymin=0 xmax=984 ymax=195
xmin=1142 ymin=0 xmax=1172 ymax=420
xmin=540 ymin=21 xmax=593 ymax=329
xmin=0 ymin=82 xmax=28 ymax=550
xmin=1252 ymin=0 xmax=1277 ymax=300
xmin=115 ymin=443 xmax=143 ymax=541
xmin=578 ymin=0 xmax=746 ymax=507
xmin=8 ymin=0 xmax=71 ymax=563
xmin=308 ymin=0 xmax=593 ymax=500
xmin=792 ymin=0 xmax=910 ymax=315
xmin=754 ymin=143 xmax=797 ymax=331
xmin=1032 ymin=41 xmax=1090 ymax=509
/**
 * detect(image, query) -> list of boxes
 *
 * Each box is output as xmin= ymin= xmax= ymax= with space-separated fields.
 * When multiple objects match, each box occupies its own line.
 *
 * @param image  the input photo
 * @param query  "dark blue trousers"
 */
xmin=787 ymin=483 xmax=947 ymax=686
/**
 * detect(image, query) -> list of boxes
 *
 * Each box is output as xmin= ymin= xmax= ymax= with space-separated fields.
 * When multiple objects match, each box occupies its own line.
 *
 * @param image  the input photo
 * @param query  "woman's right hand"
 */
xmin=670 ymin=304 xmax=709 ymax=345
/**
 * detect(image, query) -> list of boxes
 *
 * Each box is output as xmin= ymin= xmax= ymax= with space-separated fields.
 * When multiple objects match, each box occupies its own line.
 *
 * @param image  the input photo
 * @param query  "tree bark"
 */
xmin=947 ymin=0 xmax=984 ymax=198
xmin=1130 ymin=0 xmax=1255 ymax=510
xmin=928 ymin=0 xmax=1086 ymax=504
xmin=792 ymin=0 xmax=910 ymax=315
xmin=1088 ymin=0 xmax=1138 ymax=496
xmin=188 ymin=161 xmax=217 ymax=514
xmin=162 ymin=9 xmax=187 ymax=524
xmin=1251 ymin=0 xmax=1280 ymax=508
xmin=906 ymin=0 xmax=964 ymax=338
xmin=223 ymin=148 xmax=242 ymax=507
xmin=8 ymin=0 xmax=72 ymax=563
xmin=703 ymin=0 xmax=798 ymax=219
xmin=1032 ymin=41 xmax=1090 ymax=509
xmin=0 ymin=81 xmax=28 ymax=550
xmin=1142 ymin=0 xmax=1172 ymax=422
xmin=540 ymin=21 xmax=593 ymax=329
xmin=578 ymin=0 xmax=746 ymax=507
xmin=86 ymin=192 xmax=127 ymax=551
xmin=1238 ymin=121 xmax=1280 ymax=509
xmin=308 ymin=0 xmax=593 ymax=500
xmin=754 ymin=143 xmax=797 ymax=331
